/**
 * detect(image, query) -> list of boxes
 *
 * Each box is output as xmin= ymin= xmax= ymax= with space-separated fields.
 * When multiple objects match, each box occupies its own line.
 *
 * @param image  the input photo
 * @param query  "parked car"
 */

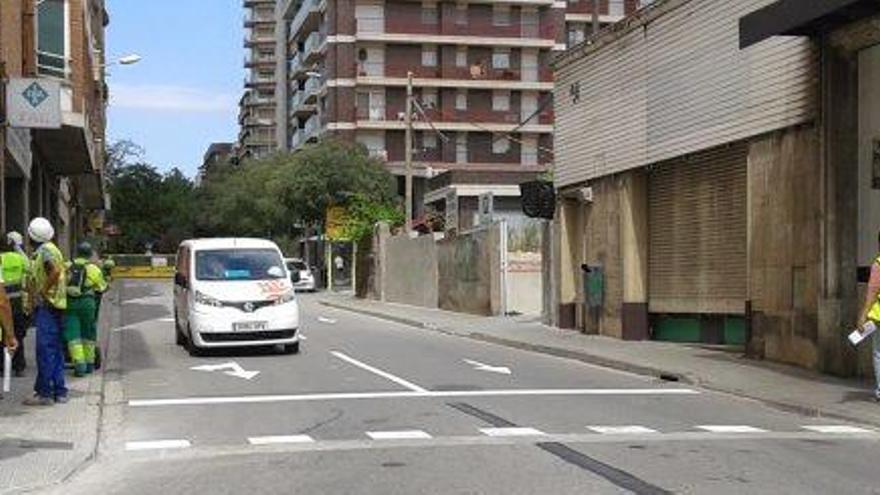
xmin=285 ymin=258 xmax=317 ymax=292
xmin=173 ymin=238 xmax=300 ymax=356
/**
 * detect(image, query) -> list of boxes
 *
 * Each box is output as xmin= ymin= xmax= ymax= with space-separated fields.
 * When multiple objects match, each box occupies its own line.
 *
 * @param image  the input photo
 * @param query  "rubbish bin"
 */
xmin=581 ymin=264 xmax=604 ymax=333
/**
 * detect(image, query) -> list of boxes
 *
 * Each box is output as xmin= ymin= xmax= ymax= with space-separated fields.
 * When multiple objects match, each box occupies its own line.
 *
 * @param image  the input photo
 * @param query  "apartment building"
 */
xmin=239 ymin=0 xmax=279 ymax=160
xmin=261 ymin=0 xmax=639 ymax=226
xmin=0 ymin=0 xmax=109 ymax=255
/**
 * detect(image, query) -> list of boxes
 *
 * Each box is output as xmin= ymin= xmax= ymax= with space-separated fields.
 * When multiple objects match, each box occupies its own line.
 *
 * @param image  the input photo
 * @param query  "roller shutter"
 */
xmin=648 ymin=143 xmax=748 ymax=315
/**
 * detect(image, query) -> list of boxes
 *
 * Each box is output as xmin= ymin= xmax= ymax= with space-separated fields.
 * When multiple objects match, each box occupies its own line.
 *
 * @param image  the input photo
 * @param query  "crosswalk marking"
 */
xmin=367 ymin=430 xmax=433 ymax=440
xmin=479 ymin=427 xmax=545 ymax=437
xmin=697 ymin=425 xmax=767 ymax=433
xmin=588 ymin=426 xmax=659 ymax=435
xmin=801 ymin=425 xmax=874 ymax=434
xmin=248 ymin=435 xmax=315 ymax=445
xmin=125 ymin=439 xmax=191 ymax=451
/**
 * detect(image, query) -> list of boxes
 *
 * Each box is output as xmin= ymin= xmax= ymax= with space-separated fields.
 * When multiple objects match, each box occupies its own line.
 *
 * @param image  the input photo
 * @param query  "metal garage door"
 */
xmin=648 ymin=143 xmax=748 ymax=315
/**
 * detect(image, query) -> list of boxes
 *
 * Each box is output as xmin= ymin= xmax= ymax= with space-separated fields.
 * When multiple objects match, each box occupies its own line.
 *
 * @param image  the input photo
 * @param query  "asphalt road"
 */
xmin=50 ymin=279 xmax=880 ymax=494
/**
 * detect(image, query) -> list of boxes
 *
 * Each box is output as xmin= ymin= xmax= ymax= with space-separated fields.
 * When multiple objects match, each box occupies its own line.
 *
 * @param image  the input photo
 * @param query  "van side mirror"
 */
xmin=174 ymin=273 xmax=188 ymax=289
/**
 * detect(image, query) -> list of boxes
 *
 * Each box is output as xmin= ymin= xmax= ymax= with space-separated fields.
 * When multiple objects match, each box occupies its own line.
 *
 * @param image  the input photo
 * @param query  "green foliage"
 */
xmin=341 ymin=193 xmax=405 ymax=242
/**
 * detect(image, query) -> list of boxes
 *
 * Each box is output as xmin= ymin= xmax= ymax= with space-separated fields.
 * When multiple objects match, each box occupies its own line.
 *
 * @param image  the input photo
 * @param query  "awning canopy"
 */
xmin=78 ymin=171 xmax=106 ymax=210
xmin=32 ymin=112 xmax=97 ymax=176
xmin=740 ymin=0 xmax=880 ymax=48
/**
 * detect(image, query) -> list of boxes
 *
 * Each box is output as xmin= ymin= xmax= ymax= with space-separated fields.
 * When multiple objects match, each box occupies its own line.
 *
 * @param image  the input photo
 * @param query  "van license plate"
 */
xmin=234 ymin=321 xmax=268 ymax=331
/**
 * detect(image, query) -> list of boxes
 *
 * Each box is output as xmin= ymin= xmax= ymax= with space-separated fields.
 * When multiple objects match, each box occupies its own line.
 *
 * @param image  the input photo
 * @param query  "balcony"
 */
xmin=356 ymin=16 xmax=556 ymax=46
xmin=245 ymin=52 xmax=275 ymax=68
xmin=244 ymin=0 xmax=274 ymax=7
xmin=290 ymin=90 xmax=318 ymax=117
xmin=245 ymin=73 xmax=276 ymax=88
xmin=303 ymin=116 xmax=323 ymax=142
xmin=244 ymin=28 xmax=275 ymax=47
xmin=302 ymin=76 xmax=324 ymax=103
xmin=303 ymin=31 xmax=327 ymax=64
xmin=243 ymin=116 xmax=275 ymax=127
xmin=244 ymin=9 xmax=274 ymax=27
xmin=288 ymin=0 xmax=325 ymax=42
xmin=356 ymin=105 xmax=387 ymax=122
xmin=288 ymin=52 xmax=305 ymax=79
xmin=290 ymin=129 xmax=304 ymax=150
xmin=565 ymin=0 xmax=628 ymax=18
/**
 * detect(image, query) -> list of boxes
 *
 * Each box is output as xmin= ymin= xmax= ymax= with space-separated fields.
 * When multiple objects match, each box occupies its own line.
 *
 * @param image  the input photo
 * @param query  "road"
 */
xmin=51 ymin=279 xmax=880 ymax=494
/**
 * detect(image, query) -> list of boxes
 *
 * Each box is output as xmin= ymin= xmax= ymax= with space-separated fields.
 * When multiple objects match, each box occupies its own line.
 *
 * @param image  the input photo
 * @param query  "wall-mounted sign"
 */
xmin=6 ymin=78 xmax=62 ymax=129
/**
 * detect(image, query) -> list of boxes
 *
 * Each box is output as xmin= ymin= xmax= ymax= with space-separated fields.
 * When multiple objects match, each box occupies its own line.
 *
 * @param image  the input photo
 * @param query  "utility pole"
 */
xmin=404 ymin=71 xmax=413 ymax=234
xmin=0 ymin=61 xmax=7 ymax=235
xmin=592 ymin=0 xmax=600 ymax=37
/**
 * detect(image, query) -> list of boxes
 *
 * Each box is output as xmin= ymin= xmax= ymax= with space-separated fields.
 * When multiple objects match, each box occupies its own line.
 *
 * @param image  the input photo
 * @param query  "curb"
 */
xmin=319 ymin=299 xmax=880 ymax=429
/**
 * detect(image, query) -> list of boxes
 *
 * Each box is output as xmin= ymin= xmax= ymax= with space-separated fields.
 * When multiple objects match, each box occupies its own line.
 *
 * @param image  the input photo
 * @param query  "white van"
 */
xmin=173 ymin=238 xmax=300 ymax=356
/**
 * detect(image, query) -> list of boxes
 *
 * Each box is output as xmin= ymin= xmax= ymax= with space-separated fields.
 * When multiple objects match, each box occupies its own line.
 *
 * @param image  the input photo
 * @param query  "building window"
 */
xmin=456 ymin=46 xmax=467 ymax=67
xmin=421 ymin=88 xmax=438 ymax=109
xmin=492 ymin=4 xmax=511 ymax=26
xmin=492 ymin=90 xmax=510 ymax=111
xmin=422 ymin=2 xmax=438 ymax=24
xmin=567 ymin=27 xmax=585 ymax=47
xmin=456 ymin=133 xmax=468 ymax=163
xmin=456 ymin=89 xmax=467 ymax=110
xmin=422 ymin=45 xmax=437 ymax=67
xmin=455 ymin=3 xmax=468 ymax=25
xmin=492 ymin=136 xmax=510 ymax=154
xmin=37 ymin=0 xmax=67 ymax=78
xmin=423 ymin=132 xmax=438 ymax=149
xmin=492 ymin=48 xmax=510 ymax=69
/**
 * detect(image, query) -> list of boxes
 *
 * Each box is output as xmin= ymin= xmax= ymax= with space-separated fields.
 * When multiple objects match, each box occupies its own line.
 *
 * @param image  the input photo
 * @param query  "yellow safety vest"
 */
xmin=31 ymin=242 xmax=67 ymax=310
xmin=869 ymin=255 xmax=880 ymax=323
xmin=0 ymin=251 xmax=28 ymax=287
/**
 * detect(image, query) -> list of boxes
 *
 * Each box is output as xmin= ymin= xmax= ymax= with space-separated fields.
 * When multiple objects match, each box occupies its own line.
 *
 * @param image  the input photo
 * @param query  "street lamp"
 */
xmin=102 ymin=54 xmax=142 ymax=68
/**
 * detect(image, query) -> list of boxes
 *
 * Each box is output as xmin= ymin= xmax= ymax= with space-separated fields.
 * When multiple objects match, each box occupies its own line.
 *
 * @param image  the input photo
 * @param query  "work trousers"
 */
xmin=34 ymin=305 xmax=68 ymax=400
xmin=64 ymin=297 xmax=97 ymax=376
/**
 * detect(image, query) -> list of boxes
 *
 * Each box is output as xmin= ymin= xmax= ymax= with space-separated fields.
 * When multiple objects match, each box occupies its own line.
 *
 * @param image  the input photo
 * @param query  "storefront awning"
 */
xmin=31 ymin=112 xmax=97 ymax=176
xmin=740 ymin=0 xmax=880 ymax=48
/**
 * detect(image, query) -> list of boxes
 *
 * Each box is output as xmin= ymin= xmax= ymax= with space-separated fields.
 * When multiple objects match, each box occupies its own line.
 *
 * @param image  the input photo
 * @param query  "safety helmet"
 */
xmin=28 ymin=217 xmax=55 ymax=243
xmin=6 ymin=231 xmax=23 ymax=247
xmin=76 ymin=242 xmax=93 ymax=259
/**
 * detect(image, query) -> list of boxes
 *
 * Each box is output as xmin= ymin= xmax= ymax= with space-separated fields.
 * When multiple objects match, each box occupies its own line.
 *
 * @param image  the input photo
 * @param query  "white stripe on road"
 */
xmin=125 ymin=439 xmax=191 ymax=451
xmin=480 ymin=427 xmax=545 ymax=437
xmin=248 ymin=435 xmax=315 ymax=445
xmin=330 ymin=351 xmax=429 ymax=393
xmin=801 ymin=425 xmax=874 ymax=434
xmin=129 ymin=388 xmax=700 ymax=407
xmin=697 ymin=425 xmax=767 ymax=433
xmin=366 ymin=430 xmax=433 ymax=440
xmin=588 ymin=426 xmax=659 ymax=435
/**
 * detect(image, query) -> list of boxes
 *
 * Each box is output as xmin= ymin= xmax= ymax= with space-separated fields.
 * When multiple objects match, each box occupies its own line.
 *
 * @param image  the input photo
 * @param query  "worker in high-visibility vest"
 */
xmin=1 ymin=232 xmax=31 ymax=376
xmin=0 ymin=278 xmax=18 ymax=398
xmin=859 ymin=229 xmax=880 ymax=402
xmin=64 ymin=242 xmax=107 ymax=377
xmin=24 ymin=218 xmax=68 ymax=406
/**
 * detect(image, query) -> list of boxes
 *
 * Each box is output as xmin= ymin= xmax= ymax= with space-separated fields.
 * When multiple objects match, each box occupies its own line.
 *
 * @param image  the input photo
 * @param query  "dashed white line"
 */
xmin=697 ymin=425 xmax=767 ymax=433
xmin=366 ymin=430 xmax=433 ymax=440
xmin=248 ymin=435 xmax=315 ymax=445
xmin=588 ymin=426 xmax=659 ymax=435
xmin=801 ymin=425 xmax=874 ymax=434
xmin=125 ymin=439 xmax=191 ymax=451
xmin=480 ymin=427 xmax=545 ymax=437
xmin=330 ymin=351 xmax=429 ymax=393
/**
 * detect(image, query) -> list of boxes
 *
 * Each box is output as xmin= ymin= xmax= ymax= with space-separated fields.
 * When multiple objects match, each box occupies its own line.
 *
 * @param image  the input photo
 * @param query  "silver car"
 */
xmin=285 ymin=258 xmax=317 ymax=292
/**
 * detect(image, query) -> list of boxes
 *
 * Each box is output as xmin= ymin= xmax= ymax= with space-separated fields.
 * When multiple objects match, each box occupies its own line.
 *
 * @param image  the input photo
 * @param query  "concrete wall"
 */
xmin=858 ymin=44 xmax=880 ymax=266
xmin=383 ymin=233 xmax=439 ymax=308
xmin=580 ymin=176 xmax=623 ymax=338
xmin=747 ymin=126 xmax=823 ymax=369
xmin=437 ymin=223 xmax=503 ymax=316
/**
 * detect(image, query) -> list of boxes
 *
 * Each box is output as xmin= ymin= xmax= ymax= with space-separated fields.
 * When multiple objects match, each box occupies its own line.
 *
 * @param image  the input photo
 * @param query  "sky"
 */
xmin=106 ymin=0 xmax=243 ymax=177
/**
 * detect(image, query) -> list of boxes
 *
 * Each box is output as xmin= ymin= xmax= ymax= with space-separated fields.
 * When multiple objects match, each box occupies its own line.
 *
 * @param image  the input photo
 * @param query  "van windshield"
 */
xmin=195 ymin=249 xmax=285 ymax=281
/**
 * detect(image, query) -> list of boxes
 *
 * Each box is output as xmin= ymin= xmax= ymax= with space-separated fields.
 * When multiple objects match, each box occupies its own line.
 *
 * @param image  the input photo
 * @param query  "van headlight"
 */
xmin=275 ymin=290 xmax=296 ymax=305
xmin=195 ymin=291 xmax=223 ymax=308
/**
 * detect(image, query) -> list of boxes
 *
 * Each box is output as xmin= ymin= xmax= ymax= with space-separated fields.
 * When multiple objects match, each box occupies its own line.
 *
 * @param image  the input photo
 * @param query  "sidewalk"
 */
xmin=319 ymin=294 xmax=880 ymax=428
xmin=0 ymin=290 xmax=117 ymax=495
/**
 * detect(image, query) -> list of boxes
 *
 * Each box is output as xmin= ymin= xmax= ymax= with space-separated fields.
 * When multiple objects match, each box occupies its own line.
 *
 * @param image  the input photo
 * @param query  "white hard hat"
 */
xmin=28 ymin=217 xmax=54 ymax=243
xmin=6 ymin=231 xmax=23 ymax=246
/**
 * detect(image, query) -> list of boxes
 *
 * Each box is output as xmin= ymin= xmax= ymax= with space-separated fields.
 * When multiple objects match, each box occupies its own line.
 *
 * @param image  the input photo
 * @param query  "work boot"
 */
xmin=23 ymin=396 xmax=54 ymax=407
xmin=55 ymin=395 xmax=69 ymax=404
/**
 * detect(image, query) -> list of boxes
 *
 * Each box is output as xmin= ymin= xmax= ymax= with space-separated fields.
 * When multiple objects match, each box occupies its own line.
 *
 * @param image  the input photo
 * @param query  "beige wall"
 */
xmin=437 ymin=224 xmax=504 ymax=316
xmin=383 ymin=234 xmax=439 ymax=308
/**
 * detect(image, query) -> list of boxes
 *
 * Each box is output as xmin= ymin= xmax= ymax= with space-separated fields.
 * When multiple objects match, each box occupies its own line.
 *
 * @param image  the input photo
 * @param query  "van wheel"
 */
xmin=175 ymin=315 xmax=185 ymax=346
xmin=186 ymin=327 xmax=202 ymax=357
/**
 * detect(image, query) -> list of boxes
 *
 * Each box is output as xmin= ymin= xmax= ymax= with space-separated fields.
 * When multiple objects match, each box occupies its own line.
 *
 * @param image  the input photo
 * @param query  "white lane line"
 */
xmin=125 ymin=439 xmax=191 ymax=451
xmin=697 ymin=425 xmax=767 ymax=433
xmin=366 ymin=430 xmax=433 ymax=440
xmin=802 ymin=425 xmax=874 ymax=434
xmin=248 ymin=435 xmax=315 ymax=445
xmin=480 ymin=427 xmax=545 ymax=437
xmin=129 ymin=388 xmax=700 ymax=407
xmin=588 ymin=426 xmax=659 ymax=435
xmin=330 ymin=351 xmax=428 ymax=393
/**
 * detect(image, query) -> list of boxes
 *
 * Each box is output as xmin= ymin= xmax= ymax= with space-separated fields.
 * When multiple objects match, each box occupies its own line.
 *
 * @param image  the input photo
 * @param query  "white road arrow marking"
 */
xmin=317 ymin=317 xmax=337 ymax=324
xmin=464 ymin=359 xmax=512 ymax=375
xmin=190 ymin=361 xmax=260 ymax=380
